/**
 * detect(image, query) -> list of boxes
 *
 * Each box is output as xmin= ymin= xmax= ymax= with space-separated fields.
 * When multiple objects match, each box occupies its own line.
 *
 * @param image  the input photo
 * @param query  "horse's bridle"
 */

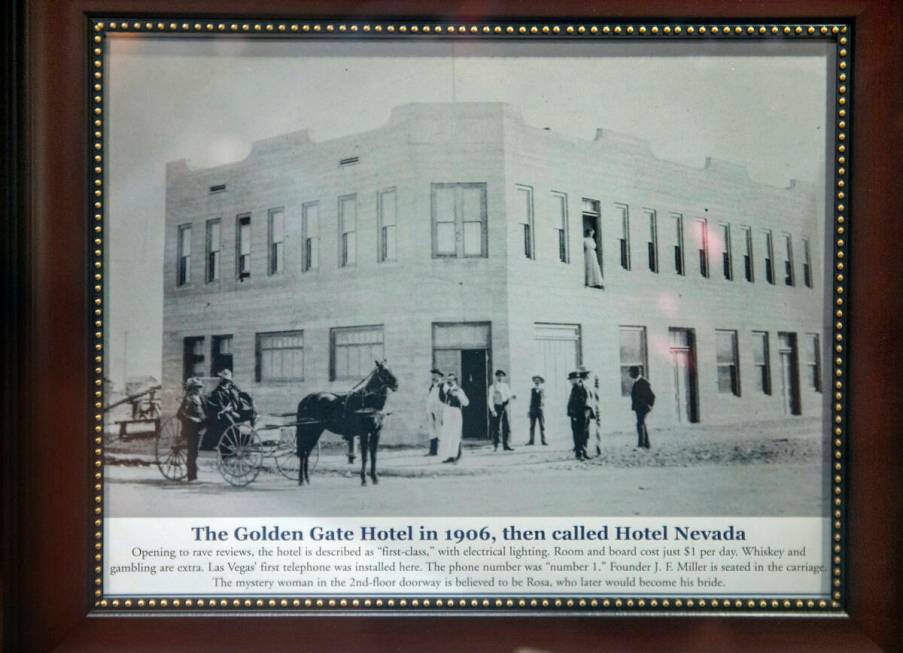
xmin=342 ymin=367 xmax=393 ymax=415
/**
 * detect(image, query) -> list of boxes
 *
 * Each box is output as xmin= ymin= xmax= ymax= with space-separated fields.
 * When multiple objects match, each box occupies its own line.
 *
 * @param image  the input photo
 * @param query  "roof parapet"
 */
xmin=388 ymin=101 xmax=523 ymax=125
xmin=165 ymin=159 xmax=192 ymax=183
xmin=592 ymin=128 xmax=653 ymax=156
xmin=786 ymin=178 xmax=816 ymax=193
xmin=249 ymin=129 xmax=312 ymax=155
xmin=703 ymin=156 xmax=751 ymax=181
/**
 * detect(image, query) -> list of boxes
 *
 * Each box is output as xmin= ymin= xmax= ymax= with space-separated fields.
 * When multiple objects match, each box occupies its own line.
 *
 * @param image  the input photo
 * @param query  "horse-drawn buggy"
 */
xmin=153 ymin=361 xmax=398 ymax=487
xmin=154 ymin=373 xmax=317 ymax=487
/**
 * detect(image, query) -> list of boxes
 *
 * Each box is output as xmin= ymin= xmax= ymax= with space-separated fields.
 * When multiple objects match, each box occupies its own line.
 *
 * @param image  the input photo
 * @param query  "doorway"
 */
xmin=433 ymin=322 xmax=492 ymax=440
xmin=777 ymin=332 xmax=801 ymax=415
xmin=432 ymin=348 xmax=489 ymax=440
xmin=534 ymin=323 xmax=582 ymax=442
xmin=581 ymin=198 xmax=603 ymax=276
xmin=669 ymin=328 xmax=699 ymax=423
xmin=461 ymin=350 xmax=489 ymax=440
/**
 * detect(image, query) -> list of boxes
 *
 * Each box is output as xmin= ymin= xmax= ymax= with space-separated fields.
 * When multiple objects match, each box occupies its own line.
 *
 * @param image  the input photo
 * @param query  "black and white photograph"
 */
xmin=103 ymin=35 xmax=833 ymax=521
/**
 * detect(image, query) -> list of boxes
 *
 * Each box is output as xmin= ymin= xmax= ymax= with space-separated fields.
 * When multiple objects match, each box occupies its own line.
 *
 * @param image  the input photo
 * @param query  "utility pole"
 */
xmin=122 ymin=329 xmax=128 ymax=394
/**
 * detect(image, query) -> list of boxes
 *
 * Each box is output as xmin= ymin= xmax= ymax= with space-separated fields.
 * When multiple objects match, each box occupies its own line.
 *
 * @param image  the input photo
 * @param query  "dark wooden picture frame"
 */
xmin=5 ymin=0 xmax=902 ymax=651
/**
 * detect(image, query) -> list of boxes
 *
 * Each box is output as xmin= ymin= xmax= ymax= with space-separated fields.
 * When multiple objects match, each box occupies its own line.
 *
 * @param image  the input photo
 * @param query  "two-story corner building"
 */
xmin=162 ymin=102 xmax=826 ymax=446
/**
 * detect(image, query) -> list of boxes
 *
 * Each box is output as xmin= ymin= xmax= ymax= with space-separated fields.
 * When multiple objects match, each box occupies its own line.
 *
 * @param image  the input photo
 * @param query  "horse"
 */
xmin=295 ymin=360 xmax=399 ymax=486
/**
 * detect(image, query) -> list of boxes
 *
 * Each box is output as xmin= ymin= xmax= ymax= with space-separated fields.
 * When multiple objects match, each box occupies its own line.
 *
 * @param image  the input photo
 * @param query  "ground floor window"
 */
xmin=752 ymin=330 xmax=772 ymax=395
xmin=804 ymin=333 xmax=822 ymax=392
xmin=211 ymin=334 xmax=233 ymax=377
xmin=331 ymin=325 xmax=384 ymax=381
xmin=715 ymin=329 xmax=740 ymax=396
xmin=257 ymin=331 xmax=304 ymax=381
xmin=618 ymin=326 xmax=648 ymax=396
xmin=182 ymin=336 xmax=205 ymax=381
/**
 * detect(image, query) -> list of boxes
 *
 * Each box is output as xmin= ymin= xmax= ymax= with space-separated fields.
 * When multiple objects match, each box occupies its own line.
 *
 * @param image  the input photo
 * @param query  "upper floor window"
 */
xmin=740 ymin=225 xmax=754 ymax=282
xmin=694 ymin=218 xmax=709 ymax=278
xmin=581 ymin=198 xmax=602 ymax=274
xmin=715 ymin=329 xmax=740 ymax=396
xmin=616 ymin=203 xmax=631 ymax=270
xmin=720 ymin=223 xmax=733 ymax=280
xmin=177 ymin=224 xmax=192 ymax=286
xmin=516 ymin=185 xmax=534 ymax=259
xmin=236 ymin=214 xmax=251 ymax=280
xmin=302 ymin=202 xmax=319 ymax=272
xmin=554 ymin=193 xmax=569 ymax=263
xmin=331 ymin=325 xmax=384 ymax=381
xmin=782 ymin=233 xmax=795 ymax=286
xmin=378 ymin=188 xmax=397 ymax=263
xmin=257 ymin=330 xmax=304 ymax=382
xmin=802 ymin=238 xmax=813 ymax=288
xmin=671 ymin=213 xmax=685 ymax=275
xmin=339 ymin=194 xmax=357 ymax=267
xmin=205 ymin=219 xmax=221 ymax=283
xmin=762 ymin=229 xmax=775 ymax=284
xmin=431 ymin=183 xmax=488 ymax=258
xmin=268 ymin=208 xmax=285 ymax=275
xmin=644 ymin=209 xmax=658 ymax=273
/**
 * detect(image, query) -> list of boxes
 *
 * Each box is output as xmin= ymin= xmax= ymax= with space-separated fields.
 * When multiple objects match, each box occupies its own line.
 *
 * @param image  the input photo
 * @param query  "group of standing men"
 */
xmin=426 ymin=364 xmax=655 ymax=461
xmin=566 ymin=365 xmax=655 ymax=458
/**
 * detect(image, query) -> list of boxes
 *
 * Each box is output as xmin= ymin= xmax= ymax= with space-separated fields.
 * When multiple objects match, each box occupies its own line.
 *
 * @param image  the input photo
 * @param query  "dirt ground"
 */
xmin=105 ymin=417 xmax=829 ymax=517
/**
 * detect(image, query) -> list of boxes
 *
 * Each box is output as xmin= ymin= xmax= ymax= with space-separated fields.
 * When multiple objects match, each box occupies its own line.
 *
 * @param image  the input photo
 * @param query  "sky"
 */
xmin=106 ymin=36 xmax=832 ymax=388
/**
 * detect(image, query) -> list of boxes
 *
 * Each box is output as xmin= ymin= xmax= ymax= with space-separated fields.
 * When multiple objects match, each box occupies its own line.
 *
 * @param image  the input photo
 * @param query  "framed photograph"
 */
xmin=9 ymin=0 xmax=902 ymax=651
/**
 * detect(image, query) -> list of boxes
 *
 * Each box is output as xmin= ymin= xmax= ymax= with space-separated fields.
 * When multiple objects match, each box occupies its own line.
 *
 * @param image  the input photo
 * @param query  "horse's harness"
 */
xmin=340 ymin=368 xmax=389 ymax=419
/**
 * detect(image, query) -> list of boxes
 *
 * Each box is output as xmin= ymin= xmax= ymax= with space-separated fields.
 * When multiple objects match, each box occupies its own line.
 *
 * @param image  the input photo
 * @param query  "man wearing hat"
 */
xmin=177 ymin=377 xmax=206 ymax=481
xmin=566 ymin=370 xmax=590 ymax=460
xmin=527 ymin=375 xmax=547 ymax=446
xmin=488 ymin=369 xmax=516 ymax=451
xmin=578 ymin=365 xmax=601 ymax=457
xmin=203 ymin=368 xmax=242 ymax=450
xmin=425 ymin=368 xmax=445 ymax=456
xmin=629 ymin=366 xmax=656 ymax=449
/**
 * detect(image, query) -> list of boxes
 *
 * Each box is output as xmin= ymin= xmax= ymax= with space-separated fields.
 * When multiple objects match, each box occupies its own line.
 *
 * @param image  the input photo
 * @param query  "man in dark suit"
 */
xmin=527 ymin=375 xmax=547 ymax=446
xmin=566 ymin=371 xmax=590 ymax=460
xmin=629 ymin=366 xmax=655 ymax=449
xmin=177 ymin=377 xmax=206 ymax=482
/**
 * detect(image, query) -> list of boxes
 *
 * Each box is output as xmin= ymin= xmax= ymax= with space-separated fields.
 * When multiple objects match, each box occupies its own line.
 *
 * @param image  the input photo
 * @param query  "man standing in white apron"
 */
xmin=439 ymin=373 xmax=469 ymax=463
xmin=425 ymin=368 xmax=444 ymax=456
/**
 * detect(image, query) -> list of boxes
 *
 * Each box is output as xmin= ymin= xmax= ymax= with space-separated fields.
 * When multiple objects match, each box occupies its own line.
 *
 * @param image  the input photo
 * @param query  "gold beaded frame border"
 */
xmin=88 ymin=17 xmax=850 ymax=615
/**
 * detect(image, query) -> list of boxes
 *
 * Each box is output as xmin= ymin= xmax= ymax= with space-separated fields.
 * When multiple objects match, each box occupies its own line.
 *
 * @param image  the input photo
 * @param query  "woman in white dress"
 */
xmin=438 ymin=373 xmax=469 ymax=463
xmin=584 ymin=228 xmax=604 ymax=288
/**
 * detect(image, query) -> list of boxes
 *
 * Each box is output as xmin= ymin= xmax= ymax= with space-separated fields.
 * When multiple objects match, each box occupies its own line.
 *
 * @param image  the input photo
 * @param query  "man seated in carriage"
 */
xmin=201 ymin=369 xmax=256 ymax=450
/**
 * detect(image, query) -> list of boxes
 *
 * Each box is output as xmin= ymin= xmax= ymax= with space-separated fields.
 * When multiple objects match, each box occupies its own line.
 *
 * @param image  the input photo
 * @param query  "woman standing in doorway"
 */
xmin=439 ymin=373 xmax=469 ymax=463
xmin=584 ymin=228 xmax=604 ymax=288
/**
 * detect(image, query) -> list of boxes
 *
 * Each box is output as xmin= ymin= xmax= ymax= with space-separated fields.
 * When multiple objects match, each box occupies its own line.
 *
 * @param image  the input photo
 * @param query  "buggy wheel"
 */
xmin=274 ymin=438 xmax=319 ymax=480
xmin=155 ymin=416 xmax=188 ymax=481
xmin=217 ymin=423 xmax=263 ymax=487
